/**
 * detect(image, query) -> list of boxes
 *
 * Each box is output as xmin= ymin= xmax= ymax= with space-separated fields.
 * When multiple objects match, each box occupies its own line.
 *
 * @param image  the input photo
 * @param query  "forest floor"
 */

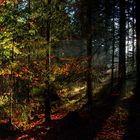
xmin=0 ymin=75 xmax=140 ymax=140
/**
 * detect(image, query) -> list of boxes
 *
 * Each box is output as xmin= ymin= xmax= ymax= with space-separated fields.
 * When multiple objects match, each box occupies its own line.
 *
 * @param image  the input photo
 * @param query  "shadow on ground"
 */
xmin=45 ymin=82 xmax=120 ymax=140
xmin=124 ymin=94 xmax=140 ymax=140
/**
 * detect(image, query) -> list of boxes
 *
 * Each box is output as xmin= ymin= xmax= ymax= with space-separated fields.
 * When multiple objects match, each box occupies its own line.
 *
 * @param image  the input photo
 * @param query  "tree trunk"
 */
xmin=86 ymin=0 xmax=93 ymax=116
xmin=27 ymin=0 xmax=31 ymax=102
xmin=126 ymin=0 xmax=130 ymax=73
xmin=45 ymin=0 xmax=51 ymax=122
xmin=132 ymin=0 xmax=135 ymax=68
xmin=105 ymin=0 xmax=111 ymax=53
xmin=118 ymin=0 xmax=126 ymax=90
xmin=111 ymin=0 xmax=115 ymax=91
xmin=136 ymin=0 xmax=140 ymax=94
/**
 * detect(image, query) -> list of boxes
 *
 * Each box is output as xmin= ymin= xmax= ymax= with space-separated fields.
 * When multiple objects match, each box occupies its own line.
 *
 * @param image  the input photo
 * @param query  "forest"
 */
xmin=0 ymin=0 xmax=140 ymax=139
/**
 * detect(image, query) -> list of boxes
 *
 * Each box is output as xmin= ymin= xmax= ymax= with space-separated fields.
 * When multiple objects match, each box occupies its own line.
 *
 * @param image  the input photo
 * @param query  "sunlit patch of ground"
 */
xmin=51 ymin=111 xmax=68 ymax=120
xmin=121 ymin=91 xmax=134 ymax=100
xmin=0 ymin=93 xmax=10 ymax=106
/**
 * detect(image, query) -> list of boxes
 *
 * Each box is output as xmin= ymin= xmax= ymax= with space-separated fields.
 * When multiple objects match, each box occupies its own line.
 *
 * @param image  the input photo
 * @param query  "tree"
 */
xmin=136 ymin=0 xmax=140 ymax=94
xmin=118 ymin=0 xmax=126 ymax=90
xmin=44 ymin=0 xmax=51 ymax=122
xmin=132 ymin=0 xmax=136 ymax=68
xmin=86 ymin=0 xmax=93 ymax=116
xmin=104 ymin=0 xmax=112 ymax=53
xmin=111 ymin=0 xmax=116 ymax=91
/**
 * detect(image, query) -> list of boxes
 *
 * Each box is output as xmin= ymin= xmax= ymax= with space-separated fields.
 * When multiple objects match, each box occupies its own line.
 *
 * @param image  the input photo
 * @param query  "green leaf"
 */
xmin=29 ymin=29 xmax=35 ymax=35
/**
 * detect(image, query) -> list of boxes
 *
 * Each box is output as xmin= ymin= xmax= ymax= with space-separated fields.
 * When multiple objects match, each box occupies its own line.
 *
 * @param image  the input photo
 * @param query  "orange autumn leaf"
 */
xmin=16 ymin=134 xmax=28 ymax=140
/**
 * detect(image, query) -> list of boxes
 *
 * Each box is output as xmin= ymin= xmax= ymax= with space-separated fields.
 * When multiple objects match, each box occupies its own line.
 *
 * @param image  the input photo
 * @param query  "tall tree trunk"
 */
xmin=105 ymin=0 xmax=111 ymax=53
xmin=118 ymin=0 xmax=126 ymax=90
xmin=111 ymin=0 xmax=115 ymax=91
xmin=136 ymin=0 xmax=140 ymax=94
xmin=126 ymin=0 xmax=130 ymax=74
xmin=86 ymin=0 xmax=93 ymax=116
xmin=45 ymin=0 xmax=51 ymax=122
xmin=132 ymin=0 xmax=135 ymax=68
xmin=27 ymin=0 xmax=31 ymax=102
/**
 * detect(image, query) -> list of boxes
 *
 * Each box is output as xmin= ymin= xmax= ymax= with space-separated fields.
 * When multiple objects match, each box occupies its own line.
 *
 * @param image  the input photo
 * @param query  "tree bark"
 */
xmin=44 ymin=0 xmax=51 ymax=122
xmin=136 ymin=0 xmax=140 ymax=94
xmin=118 ymin=0 xmax=126 ymax=90
xmin=132 ymin=0 xmax=135 ymax=68
xmin=111 ymin=0 xmax=115 ymax=91
xmin=86 ymin=0 xmax=93 ymax=116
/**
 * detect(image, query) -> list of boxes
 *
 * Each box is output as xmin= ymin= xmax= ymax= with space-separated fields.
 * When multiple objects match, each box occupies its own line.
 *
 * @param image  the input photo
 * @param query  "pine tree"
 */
xmin=118 ymin=0 xmax=126 ymax=90
xmin=136 ymin=0 xmax=140 ymax=94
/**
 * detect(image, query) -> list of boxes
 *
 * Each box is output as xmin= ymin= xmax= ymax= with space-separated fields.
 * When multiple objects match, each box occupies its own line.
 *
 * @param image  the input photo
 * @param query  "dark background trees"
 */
xmin=0 ymin=0 xmax=140 ymax=139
